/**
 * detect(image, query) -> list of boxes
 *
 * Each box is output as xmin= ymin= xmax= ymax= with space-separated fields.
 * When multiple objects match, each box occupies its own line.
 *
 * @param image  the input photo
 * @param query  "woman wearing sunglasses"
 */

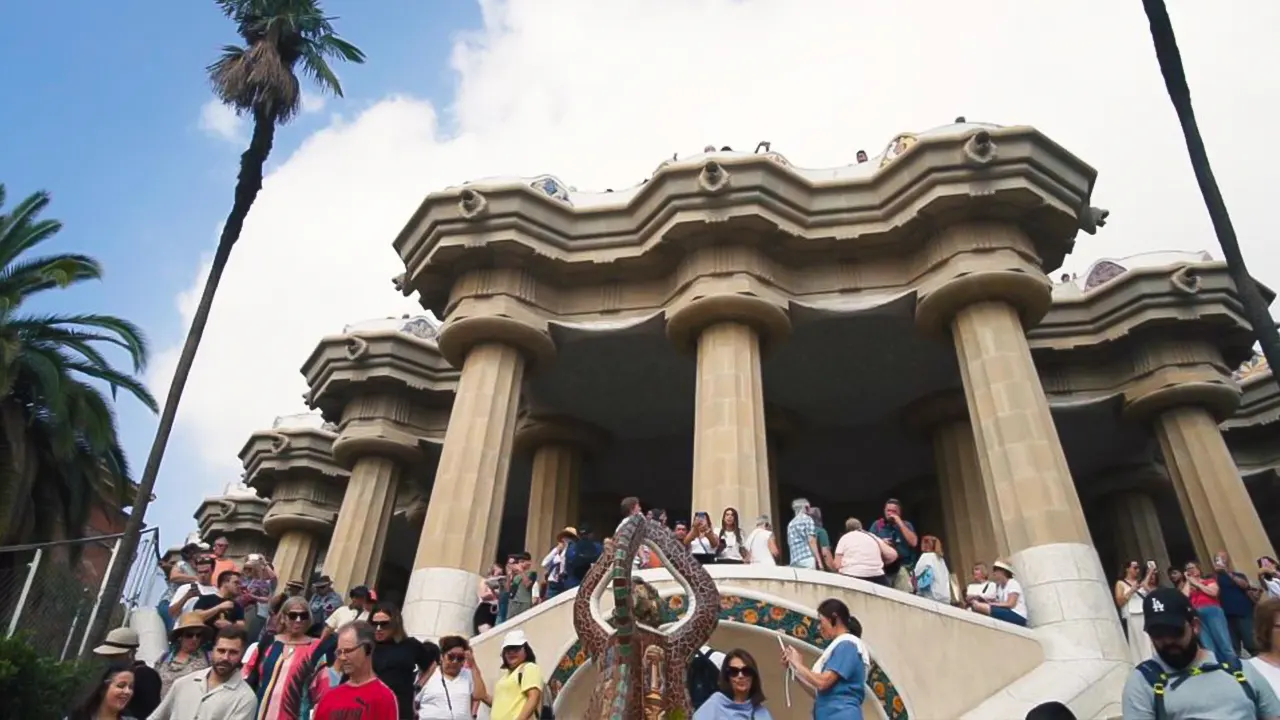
xmin=694 ymin=648 xmax=774 ymax=719
xmin=244 ymin=595 xmax=339 ymax=719
xmin=154 ymin=612 xmax=212 ymax=696
xmin=416 ymin=635 xmax=491 ymax=719
xmin=367 ymin=603 xmax=439 ymax=719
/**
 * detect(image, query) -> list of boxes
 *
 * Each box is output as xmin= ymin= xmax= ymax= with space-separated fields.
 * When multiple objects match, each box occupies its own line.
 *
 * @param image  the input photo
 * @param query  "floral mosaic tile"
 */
xmin=548 ymin=593 xmax=908 ymax=720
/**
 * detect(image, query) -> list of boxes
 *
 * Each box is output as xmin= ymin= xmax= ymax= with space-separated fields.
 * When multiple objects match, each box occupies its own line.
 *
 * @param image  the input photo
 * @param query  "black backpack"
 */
xmin=1135 ymin=656 xmax=1258 ymax=719
xmin=687 ymin=649 xmax=720 ymax=710
xmin=569 ymin=539 xmax=601 ymax=578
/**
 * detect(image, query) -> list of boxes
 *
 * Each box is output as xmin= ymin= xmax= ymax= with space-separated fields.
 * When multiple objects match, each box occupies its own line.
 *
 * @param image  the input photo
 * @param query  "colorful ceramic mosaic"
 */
xmin=549 ymin=593 xmax=908 ymax=720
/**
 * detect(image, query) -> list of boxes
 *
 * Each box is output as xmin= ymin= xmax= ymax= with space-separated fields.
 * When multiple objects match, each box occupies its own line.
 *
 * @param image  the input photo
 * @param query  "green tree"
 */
xmin=1141 ymin=0 xmax=1280 ymax=383
xmin=87 ymin=0 xmax=365 ymax=651
xmin=0 ymin=186 xmax=158 ymax=552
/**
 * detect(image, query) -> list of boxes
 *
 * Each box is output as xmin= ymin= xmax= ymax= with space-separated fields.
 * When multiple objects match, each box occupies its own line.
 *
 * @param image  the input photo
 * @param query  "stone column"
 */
xmin=1109 ymin=491 xmax=1172 ymax=573
xmin=404 ymin=305 xmax=556 ymax=639
xmin=1123 ymin=338 xmax=1275 ymax=570
xmin=273 ymin=529 xmax=319 ymax=586
xmin=667 ymin=271 xmax=790 ymax=524
xmin=915 ymin=222 xmax=1126 ymax=667
xmin=516 ymin=414 xmax=599 ymax=557
xmin=325 ymin=394 xmax=432 ymax=595
xmin=906 ymin=392 xmax=1006 ymax=578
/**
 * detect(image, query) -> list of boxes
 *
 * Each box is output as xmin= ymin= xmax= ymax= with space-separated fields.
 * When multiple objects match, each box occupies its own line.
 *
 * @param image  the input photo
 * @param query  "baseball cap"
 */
xmin=1143 ymin=587 xmax=1195 ymax=632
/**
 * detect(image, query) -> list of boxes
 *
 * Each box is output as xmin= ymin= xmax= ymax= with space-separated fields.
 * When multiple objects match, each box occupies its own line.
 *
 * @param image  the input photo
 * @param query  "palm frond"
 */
xmin=62 ymin=359 xmax=158 ymax=412
xmin=12 ymin=313 xmax=150 ymax=371
xmin=0 ymin=253 xmax=104 ymax=308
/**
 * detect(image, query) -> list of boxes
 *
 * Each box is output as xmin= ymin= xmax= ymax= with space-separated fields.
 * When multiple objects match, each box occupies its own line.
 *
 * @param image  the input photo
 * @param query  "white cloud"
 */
xmin=198 ymin=99 xmax=245 ymax=143
xmin=151 ymin=0 xmax=1280 ymax=514
xmin=301 ymin=91 xmax=327 ymax=115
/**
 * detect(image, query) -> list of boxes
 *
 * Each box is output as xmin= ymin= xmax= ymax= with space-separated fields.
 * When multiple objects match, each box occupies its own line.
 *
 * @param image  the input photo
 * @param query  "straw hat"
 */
xmin=93 ymin=627 xmax=139 ymax=656
xmin=169 ymin=612 xmax=212 ymax=643
xmin=992 ymin=560 xmax=1016 ymax=577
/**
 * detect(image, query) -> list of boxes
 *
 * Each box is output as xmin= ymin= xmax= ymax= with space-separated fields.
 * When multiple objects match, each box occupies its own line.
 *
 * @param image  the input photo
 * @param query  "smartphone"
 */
xmin=1146 ymin=560 xmax=1157 ymax=571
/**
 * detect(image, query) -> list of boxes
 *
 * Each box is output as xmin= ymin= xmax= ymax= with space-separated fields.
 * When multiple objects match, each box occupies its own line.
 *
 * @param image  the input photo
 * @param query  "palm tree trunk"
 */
xmin=83 ymin=110 xmax=277 ymax=655
xmin=1142 ymin=0 xmax=1280 ymax=387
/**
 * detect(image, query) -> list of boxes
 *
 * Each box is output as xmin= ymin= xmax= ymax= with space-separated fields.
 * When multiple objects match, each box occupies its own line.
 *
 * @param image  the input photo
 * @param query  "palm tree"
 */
xmin=1141 ymin=0 xmax=1280 ymax=386
xmin=87 ymin=0 xmax=365 ymax=651
xmin=0 ymin=185 xmax=158 ymax=554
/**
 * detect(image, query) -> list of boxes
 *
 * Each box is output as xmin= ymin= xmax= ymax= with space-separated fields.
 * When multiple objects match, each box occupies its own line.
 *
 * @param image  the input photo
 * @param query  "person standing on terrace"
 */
xmin=870 ymin=499 xmax=918 ymax=592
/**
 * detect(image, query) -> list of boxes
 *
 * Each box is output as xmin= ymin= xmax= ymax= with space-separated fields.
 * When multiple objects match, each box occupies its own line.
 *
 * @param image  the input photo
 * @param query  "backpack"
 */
xmin=1135 ymin=656 xmax=1258 ymax=720
xmin=568 ymin=539 xmax=601 ymax=578
xmin=687 ymin=649 xmax=720 ymax=710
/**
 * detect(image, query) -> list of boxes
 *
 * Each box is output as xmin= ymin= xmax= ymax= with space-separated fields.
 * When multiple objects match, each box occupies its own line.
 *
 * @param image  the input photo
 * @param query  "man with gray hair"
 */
xmin=313 ymin=620 xmax=398 ymax=719
xmin=786 ymin=498 xmax=821 ymax=570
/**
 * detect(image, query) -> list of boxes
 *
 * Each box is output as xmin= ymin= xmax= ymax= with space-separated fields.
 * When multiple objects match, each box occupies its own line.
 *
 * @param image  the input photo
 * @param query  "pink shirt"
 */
xmin=1189 ymin=576 xmax=1222 ymax=609
xmin=834 ymin=531 xmax=885 ymax=578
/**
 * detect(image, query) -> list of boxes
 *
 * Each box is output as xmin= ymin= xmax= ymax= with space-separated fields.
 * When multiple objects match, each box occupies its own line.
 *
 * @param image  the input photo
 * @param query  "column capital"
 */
xmin=437 ymin=295 xmax=556 ymax=371
xmin=331 ymin=393 xmax=451 ymax=469
xmin=241 ymin=420 xmax=346 ymax=538
xmin=914 ymin=222 xmax=1053 ymax=337
xmin=513 ymin=412 xmax=607 ymax=456
xmin=665 ymin=275 xmax=790 ymax=353
xmin=1121 ymin=339 xmax=1241 ymax=423
xmin=901 ymin=390 xmax=969 ymax=436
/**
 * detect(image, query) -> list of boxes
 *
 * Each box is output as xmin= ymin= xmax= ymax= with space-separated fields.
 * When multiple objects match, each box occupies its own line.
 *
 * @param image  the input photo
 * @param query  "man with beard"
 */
xmin=148 ymin=625 xmax=258 ymax=719
xmin=1121 ymin=587 xmax=1280 ymax=719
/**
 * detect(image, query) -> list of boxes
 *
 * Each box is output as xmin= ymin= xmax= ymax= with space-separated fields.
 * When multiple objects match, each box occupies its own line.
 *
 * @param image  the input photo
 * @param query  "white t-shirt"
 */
xmin=1248 ymin=657 xmax=1280 ymax=698
xmin=417 ymin=668 xmax=474 ymax=720
xmin=171 ymin=583 xmax=218 ymax=613
xmin=325 ymin=605 xmax=369 ymax=630
xmin=997 ymin=578 xmax=1028 ymax=619
xmin=966 ymin=580 xmax=997 ymax=601
xmin=716 ymin=529 xmax=744 ymax=562
xmin=744 ymin=528 xmax=775 ymax=566
xmin=688 ymin=533 xmax=715 ymax=556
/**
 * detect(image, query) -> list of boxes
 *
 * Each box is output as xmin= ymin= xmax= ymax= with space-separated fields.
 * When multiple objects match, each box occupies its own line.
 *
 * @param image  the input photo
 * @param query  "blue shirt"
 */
xmin=787 ymin=514 xmax=816 ymax=567
xmin=870 ymin=517 xmax=917 ymax=571
xmin=813 ymin=641 xmax=865 ymax=719
xmin=693 ymin=692 xmax=775 ymax=720
xmin=1215 ymin=570 xmax=1253 ymax=617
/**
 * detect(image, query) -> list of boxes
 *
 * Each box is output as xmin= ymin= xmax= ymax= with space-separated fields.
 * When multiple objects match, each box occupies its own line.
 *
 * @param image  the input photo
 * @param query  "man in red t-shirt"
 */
xmin=313 ymin=620 xmax=398 ymax=720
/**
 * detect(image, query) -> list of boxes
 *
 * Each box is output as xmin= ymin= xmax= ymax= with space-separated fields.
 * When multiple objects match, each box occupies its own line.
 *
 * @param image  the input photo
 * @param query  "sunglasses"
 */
xmin=285 ymin=612 xmax=310 ymax=622
xmin=445 ymin=652 xmax=467 ymax=662
xmin=180 ymin=631 xmax=204 ymax=640
xmin=371 ymin=621 xmax=391 ymax=629
xmin=725 ymin=666 xmax=754 ymax=678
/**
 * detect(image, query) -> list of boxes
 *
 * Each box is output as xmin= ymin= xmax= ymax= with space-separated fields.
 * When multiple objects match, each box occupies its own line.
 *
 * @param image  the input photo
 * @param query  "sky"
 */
xmin=2 ymin=0 xmax=1279 ymax=557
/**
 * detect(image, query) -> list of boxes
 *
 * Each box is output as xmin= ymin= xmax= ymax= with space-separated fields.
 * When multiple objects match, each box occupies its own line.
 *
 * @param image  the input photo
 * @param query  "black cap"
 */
xmin=1143 ymin=587 xmax=1195 ymax=631
xmin=349 ymin=585 xmax=370 ymax=598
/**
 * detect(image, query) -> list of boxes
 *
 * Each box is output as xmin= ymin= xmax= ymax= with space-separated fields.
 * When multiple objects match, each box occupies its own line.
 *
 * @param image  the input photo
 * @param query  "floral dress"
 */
xmin=246 ymin=637 xmax=339 ymax=720
xmin=155 ymin=649 xmax=211 ymax=696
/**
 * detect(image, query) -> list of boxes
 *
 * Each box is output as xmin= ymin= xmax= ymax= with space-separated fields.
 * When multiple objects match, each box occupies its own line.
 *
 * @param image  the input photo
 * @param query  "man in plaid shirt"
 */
xmin=786 ymin=498 xmax=822 ymax=570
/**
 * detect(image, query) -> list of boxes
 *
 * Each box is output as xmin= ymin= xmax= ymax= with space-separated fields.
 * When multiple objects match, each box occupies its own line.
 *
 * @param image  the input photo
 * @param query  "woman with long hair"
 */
xmin=369 ymin=603 xmax=439 ymax=719
xmin=912 ymin=535 xmax=952 ymax=604
xmin=475 ymin=563 xmax=503 ymax=633
xmin=781 ymin=598 xmax=868 ymax=719
xmin=154 ymin=612 xmax=212 ymax=696
xmin=694 ymin=648 xmax=774 ymax=719
xmin=1114 ymin=559 xmax=1158 ymax=663
xmin=69 ymin=664 xmax=136 ymax=720
xmin=716 ymin=508 xmax=749 ymax=564
xmin=417 ymin=635 xmax=491 ymax=720
xmin=245 ymin=594 xmax=339 ymax=719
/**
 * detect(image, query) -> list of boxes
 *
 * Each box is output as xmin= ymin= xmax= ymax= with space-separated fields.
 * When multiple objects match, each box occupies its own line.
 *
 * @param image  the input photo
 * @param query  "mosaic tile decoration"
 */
xmin=549 ymin=593 xmax=908 ymax=720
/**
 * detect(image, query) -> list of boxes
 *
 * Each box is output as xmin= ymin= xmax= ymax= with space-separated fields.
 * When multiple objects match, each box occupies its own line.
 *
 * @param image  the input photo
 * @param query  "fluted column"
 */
xmin=916 ymin=222 xmax=1125 ymax=670
xmin=1156 ymin=407 xmax=1272 ymax=567
xmin=1123 ymin=338 xmax=1275 ymax=571
xmin=1109 ymin=491 xmax=1172 ymax=573
xmin=405 ymin=342 xmax=527 ymax=638
xmin=273 ymin=529 xmax=319 ymax=585
xmin=326 ymin=455 xmax=399 ymax=593
xmin=524 ymin=444 xmax=582 ymax=556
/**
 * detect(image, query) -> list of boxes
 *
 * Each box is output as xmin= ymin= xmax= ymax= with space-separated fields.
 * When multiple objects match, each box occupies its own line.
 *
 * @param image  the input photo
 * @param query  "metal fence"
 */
xmin=0 ymin=527 xmax=163 ymax=659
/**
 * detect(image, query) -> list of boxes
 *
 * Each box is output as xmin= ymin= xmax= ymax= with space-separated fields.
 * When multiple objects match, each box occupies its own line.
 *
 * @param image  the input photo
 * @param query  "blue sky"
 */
xmin=0 ymin=1 xmax=480 ymax=549
xmin=2 ymin=0 xmax=1279 ymax=564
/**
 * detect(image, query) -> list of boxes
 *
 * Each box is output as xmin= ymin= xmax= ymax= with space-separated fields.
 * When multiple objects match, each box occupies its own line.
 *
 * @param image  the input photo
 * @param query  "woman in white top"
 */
xmin=716 ymin=507 xmax=749 ymax=564
xmin=417 ymin=635 xmax=489 ymax=720
xmin=913 ymin=535 xmax=953 ymax=604
xmin=1259 ymin=557 xmax=1280 ymax=600
xmin=967 ymin=560 xmax=1028 ymax=626
xmin=744 ymin=515 xmax=780 ymax=566
xmin=1114 ymin=559 xmax=1158 ymax=663
xmin=685 ymin=511 xmax=719 ymax=564
xmin=1247 ymin=598 xmax=1280 ymax=696
xmin=832 ymin=517 xmax=892 ymax=585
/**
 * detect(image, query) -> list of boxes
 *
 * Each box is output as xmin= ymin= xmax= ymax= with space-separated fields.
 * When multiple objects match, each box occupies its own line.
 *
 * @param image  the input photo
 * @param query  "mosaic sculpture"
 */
xmin=573 ymin=515 xmax=720 ymax=719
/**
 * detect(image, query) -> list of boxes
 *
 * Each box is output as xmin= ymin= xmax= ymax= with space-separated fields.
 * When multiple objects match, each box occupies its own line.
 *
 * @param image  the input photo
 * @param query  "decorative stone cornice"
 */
xmin=301 ymin=319 xmax=458 ymax=423
xmin=394 ymin=125 xmax=1095 ymax=319
xmin=436 ymin=290 xmax=556 ymax=369
xmin=1223 ymin=362 xmax=1280 ymax=431
xmin=239 ymin=414 xmax=349 ymax=539
xmin=665 ymin=276 xmax=791 ymax=353
xmin=194 ymin=487 xmax=269 ymax=545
